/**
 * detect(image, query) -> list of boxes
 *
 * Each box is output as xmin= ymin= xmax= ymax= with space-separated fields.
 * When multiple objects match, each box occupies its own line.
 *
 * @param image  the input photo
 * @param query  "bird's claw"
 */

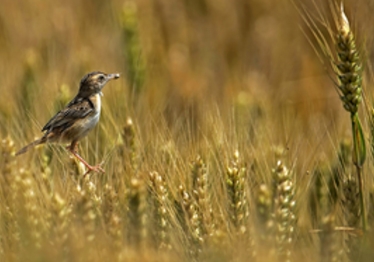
xmin=83 ymin=162 xmax=105 ymax=177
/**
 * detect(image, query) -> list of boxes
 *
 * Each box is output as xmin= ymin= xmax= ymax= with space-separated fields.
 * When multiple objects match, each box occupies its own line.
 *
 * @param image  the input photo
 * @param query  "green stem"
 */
xmin=355 ymin=165 xmax=367 ymax=232
xmin=351 ymin=114 xmax=367 ymax=232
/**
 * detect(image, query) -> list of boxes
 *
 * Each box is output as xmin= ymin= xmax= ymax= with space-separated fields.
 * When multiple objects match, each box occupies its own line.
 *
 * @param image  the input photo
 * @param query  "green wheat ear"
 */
xmin=335 ymin=5 xmax=365 ymax=166
xmin=121 ymin=1 xmax=145 ymax=97
xmin=334 ymin=3 xmax=366 ymax=232
xmin=18 ymin=50 xmax=39 ymax=123
xmin=300 ymin=1 xmax=367 ymax=231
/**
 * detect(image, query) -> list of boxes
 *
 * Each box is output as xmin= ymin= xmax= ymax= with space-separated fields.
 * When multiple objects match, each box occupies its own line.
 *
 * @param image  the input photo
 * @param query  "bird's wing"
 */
xmin=42 ymin=97 xmax=94 ymax=132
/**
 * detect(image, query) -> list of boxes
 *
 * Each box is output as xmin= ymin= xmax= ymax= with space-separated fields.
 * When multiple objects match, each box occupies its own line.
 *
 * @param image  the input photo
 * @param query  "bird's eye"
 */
xmin=98 ymin=75 xmax=105 ymax=81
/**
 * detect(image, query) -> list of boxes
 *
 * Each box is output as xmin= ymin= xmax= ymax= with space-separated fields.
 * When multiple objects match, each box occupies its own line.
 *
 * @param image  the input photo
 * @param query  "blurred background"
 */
xmin=1 ymin=0 xmax=374 ymax=158
xmin=3 ymin=1 xmax=374 ymax=260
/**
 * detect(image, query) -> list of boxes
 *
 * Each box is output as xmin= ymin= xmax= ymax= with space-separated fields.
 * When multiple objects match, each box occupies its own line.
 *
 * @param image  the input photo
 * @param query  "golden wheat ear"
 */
xmin=16 ymin=138 xmax=46 ymax=156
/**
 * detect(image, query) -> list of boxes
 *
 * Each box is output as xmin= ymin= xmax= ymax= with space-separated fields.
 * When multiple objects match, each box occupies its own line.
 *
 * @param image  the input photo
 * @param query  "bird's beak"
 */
xmin=100 ymin=73 xmax=120 ymax=96
xmin=106 ymin=73 xmax=120 ymax=81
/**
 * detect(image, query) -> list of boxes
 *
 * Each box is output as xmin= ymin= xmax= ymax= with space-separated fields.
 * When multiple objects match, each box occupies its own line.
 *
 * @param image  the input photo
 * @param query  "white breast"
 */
xmin=86 ymin=94 xmax=101 ymax=130
xmin=75 ymin=94 xmax=101 ymax=139
xmin=94 ymin=94 xmax=101 ymax=115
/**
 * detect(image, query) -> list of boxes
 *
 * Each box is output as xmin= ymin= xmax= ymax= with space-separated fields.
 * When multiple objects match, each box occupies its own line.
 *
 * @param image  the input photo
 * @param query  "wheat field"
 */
xmin=1 ymin=0 xmax=374 ymax=261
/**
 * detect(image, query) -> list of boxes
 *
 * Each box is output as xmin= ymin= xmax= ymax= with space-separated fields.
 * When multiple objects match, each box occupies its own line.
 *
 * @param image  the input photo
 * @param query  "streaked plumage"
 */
xmin=16 ymin=71 xmax=120 ymax=174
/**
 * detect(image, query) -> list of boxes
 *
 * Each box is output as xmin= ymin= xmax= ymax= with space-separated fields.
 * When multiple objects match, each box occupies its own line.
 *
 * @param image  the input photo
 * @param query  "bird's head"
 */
xmin=78 ymin=71 xmax=120 ymax=97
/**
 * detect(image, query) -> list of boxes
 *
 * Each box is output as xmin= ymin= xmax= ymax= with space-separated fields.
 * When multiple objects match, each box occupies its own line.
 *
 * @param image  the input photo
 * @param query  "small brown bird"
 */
xmin=16 ymin=71 xmax=120 ymax=174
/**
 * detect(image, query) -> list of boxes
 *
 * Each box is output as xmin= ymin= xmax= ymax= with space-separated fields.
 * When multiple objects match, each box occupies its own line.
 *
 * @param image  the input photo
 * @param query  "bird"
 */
xmin=16 ymin=71 xmax=120 ymax=174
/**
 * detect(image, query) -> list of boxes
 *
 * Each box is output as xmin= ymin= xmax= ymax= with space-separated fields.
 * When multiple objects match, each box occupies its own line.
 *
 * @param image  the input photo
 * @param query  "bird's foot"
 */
xmin=83 ymin=162 xmax=105 ymax=177
xmin=66 ymin=145 xmax=105 ymax=176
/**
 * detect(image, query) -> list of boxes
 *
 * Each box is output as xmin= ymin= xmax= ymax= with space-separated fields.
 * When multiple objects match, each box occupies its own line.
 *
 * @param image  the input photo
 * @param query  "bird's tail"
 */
xmin=15 ymin=137 xmax=46 ymax=156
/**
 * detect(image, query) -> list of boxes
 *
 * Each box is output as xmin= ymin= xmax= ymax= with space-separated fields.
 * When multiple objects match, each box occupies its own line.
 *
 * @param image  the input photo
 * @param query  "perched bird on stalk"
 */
xmin=16 ymin=71 xmax=120 ymax=174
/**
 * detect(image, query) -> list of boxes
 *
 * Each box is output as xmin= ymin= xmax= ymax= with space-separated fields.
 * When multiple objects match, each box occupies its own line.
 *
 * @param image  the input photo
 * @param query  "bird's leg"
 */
xmin=67 ymin=141 xmax=105 ymax=175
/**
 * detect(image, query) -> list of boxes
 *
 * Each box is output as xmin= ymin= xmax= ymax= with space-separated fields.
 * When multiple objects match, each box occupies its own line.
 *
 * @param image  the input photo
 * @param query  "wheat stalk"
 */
xmin=300 ymin=1 xmax=367 ymax=231
xmin=148 ymin=171 xmax=171 ymax=250
xmin=272 ymin=160 xmax=295 ymax=262
xmin=226 ymin=150 xmax=249 ymax=235
xmin=179 ymin=184 xmax=202 ymax=260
